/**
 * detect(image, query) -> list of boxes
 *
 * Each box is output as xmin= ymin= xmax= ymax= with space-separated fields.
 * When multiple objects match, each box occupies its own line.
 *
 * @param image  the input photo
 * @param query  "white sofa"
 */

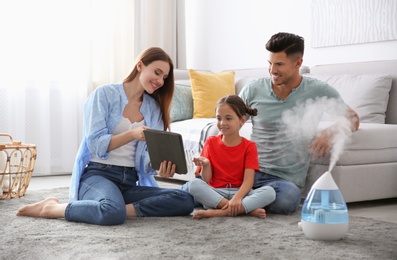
xmin=169 ymin=60 xmax=397 ymax=203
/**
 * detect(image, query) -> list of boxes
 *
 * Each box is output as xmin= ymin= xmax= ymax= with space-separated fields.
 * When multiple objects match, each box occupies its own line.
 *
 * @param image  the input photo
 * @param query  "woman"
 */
xmin=17 ymin=47 xmax=195 ymax=225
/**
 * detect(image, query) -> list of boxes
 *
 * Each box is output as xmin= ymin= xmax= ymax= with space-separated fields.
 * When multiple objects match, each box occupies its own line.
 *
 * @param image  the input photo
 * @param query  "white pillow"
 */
xmin=307 ymin=74 xmax=392 ymax=124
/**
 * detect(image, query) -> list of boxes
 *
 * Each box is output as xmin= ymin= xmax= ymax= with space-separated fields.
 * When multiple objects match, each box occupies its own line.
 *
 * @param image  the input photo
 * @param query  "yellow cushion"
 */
xmin=189 ymin=69 xmax=235 ymax=118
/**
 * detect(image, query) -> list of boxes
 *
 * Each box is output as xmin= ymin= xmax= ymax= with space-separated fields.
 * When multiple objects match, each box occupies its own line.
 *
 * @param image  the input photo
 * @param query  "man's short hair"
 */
xmin=265 ymin=32 xmax=305 ymax=58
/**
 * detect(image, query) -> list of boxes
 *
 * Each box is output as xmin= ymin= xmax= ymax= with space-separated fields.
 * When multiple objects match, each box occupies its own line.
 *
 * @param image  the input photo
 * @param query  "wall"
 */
xmin=184 ymin=0 xmax=397 ymax=71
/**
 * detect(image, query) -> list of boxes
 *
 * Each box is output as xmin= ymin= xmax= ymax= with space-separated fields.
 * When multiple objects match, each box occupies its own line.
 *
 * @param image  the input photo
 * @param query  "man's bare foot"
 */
xmin=16 ymin=197 xmax=65 ymax=219
xmin=248 ymin=208 xmax=266 ymax=219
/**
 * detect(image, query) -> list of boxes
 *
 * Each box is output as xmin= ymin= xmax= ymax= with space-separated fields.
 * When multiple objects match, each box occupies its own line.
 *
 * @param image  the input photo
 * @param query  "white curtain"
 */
xmin=134 ymin=0 xmax=177 ymax=65
xmin=90 ymin=0 xmax=136 ymax=91
xmin=0 ymin=0 xmax=180 ymax=176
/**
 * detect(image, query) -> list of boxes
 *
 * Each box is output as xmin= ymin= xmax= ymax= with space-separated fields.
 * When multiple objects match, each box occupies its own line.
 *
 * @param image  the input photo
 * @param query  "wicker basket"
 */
xmin=0 ymin=133 xmax=37 ymax=199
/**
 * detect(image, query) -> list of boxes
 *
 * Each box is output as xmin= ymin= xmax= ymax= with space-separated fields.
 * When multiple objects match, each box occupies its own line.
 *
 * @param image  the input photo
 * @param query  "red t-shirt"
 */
xmin=200 ymin=135 xmax=259 ymax=188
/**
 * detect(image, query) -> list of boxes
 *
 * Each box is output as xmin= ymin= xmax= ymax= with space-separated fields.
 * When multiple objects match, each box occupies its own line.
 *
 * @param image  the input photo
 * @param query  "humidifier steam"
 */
xmin=279 ymin=97 xmax=353 ymax=240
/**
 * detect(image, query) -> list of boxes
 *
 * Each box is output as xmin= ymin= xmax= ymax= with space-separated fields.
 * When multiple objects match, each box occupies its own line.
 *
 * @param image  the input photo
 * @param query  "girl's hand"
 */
xmin=157 ymin=160 xmax=176 ymax=178
xmin=192 ymin=156 xmax=209 ymax=167
xmin=224 ymin=198 xmax=243 ymax=217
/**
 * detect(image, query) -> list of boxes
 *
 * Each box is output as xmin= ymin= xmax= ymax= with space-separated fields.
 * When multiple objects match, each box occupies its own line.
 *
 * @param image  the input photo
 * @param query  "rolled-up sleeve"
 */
xmin=84 ymin=85 xmax=122 ymax=159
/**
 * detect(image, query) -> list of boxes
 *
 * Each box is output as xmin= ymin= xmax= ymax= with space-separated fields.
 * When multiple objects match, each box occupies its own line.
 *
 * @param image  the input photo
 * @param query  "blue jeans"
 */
xmin=65 ymin=162 xmax=195 ymax=225
xmin=253 ymin=171 xmax=301 ymax=214
xmin=189 ymin=178 xmax=276 ymax=213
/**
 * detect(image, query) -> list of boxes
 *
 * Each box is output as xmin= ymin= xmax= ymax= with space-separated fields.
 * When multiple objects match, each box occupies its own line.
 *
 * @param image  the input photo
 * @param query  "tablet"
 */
xmin=143 ymin=129 xmax=188 ymax=174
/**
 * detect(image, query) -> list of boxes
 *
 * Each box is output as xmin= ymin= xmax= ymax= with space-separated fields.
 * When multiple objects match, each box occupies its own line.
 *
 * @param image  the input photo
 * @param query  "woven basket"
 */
xmin=0 ymin=133 xmax=37 ymax=199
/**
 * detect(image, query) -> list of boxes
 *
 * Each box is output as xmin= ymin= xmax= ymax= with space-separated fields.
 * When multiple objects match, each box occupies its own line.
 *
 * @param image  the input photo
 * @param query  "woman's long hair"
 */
xmin=124 ymin=47 xmax=174 ymax=130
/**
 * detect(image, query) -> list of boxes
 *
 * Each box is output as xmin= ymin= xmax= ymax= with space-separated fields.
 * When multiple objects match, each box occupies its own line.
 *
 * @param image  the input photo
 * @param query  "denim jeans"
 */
xmin=65 ymin=162 xmax=194 ymax=225
xmin=253 ymin=171 xmax=301 ymax=214
xmin=189 ymin=178 xmax=276 ymax=213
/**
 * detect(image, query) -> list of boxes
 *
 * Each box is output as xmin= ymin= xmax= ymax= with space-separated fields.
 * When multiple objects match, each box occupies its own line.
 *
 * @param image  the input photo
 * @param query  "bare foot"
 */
xmin=192 ymin=209 xmax=225 ymax=219
xmin=16 ymin=197 xmax=65 ymax=219
xmin=192 ymin=208 xmax=267 ymax=219
xmin=192 ymin=210 xmax=205 ymax=220
xmin=248 ymin=208 xmax=266 ymax=219
xmin=192 ymin=208 xmax=238 ymax=219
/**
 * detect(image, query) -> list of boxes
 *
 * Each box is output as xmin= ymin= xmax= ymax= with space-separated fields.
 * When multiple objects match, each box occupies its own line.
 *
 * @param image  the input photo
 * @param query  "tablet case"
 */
xmin=143 ymin=129 xmax=188 ymax=174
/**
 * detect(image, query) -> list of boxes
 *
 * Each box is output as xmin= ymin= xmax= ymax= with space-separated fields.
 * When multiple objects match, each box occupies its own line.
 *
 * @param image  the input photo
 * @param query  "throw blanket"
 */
xmin=170 ymin=118 xmax=217 ymax=173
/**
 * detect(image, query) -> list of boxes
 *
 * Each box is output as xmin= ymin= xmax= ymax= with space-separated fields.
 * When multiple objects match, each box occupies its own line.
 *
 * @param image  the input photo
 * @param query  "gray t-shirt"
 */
xmin=239 ymin=76 xmax=346 ymax=187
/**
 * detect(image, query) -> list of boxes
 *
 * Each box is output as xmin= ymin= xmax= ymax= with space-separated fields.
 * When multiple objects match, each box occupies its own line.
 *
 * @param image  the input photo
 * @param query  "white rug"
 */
xmin=1 ymin=187 xmax=397 ymax=260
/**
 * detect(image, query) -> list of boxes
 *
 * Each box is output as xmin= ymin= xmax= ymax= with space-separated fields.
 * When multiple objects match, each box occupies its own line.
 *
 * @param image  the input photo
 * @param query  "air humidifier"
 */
xmin=298 ymin=171 xmax=349 ymax=240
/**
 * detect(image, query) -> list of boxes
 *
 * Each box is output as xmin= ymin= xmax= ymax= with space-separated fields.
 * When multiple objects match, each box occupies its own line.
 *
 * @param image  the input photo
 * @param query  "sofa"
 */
xmin=168 ymin=60 xmax=397 ymax=203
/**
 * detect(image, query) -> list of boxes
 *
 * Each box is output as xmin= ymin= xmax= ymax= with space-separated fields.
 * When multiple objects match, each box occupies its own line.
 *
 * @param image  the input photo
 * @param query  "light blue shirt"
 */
xmin=239 ymin=76 xmax=345 ymax=187
xmin=69 ymin=83 xmax=163 ymax=202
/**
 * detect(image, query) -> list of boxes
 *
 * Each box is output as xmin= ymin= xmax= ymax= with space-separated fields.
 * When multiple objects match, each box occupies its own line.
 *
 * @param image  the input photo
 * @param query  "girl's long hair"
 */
xmin=216 ymin=95 xmax=258 ymax=118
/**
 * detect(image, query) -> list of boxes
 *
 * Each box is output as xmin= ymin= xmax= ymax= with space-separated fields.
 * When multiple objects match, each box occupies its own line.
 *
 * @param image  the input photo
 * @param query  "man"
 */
xmin=239 ymin=32 xmax=360 ymax=214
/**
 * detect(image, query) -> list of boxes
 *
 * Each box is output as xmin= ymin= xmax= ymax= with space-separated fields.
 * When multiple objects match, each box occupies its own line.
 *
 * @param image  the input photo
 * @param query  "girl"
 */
xmin=189 ymin=95 xmax=275 ymax=219
xmin=17 ymin=47 xmax=195 ymax=225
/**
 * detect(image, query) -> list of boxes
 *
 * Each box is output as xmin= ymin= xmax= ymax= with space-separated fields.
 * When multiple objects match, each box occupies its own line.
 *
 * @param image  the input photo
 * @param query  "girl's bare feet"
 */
xmin=16 ymin=197 xmax=66 ymax=219
xmin=247 ymin=208 xmax=266 ymax=219
xmin=192 ymin=208 xmax=266 ymax=219
xmin=192 ymin=209 xmax=222 ymax=219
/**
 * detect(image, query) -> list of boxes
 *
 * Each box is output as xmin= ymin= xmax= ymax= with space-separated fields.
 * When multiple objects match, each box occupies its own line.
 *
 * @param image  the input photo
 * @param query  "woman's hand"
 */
xmin=130 ymin=126 xmax=149 ymax=141
xmin=157 ymin=160 xmax=176 ymax=178
xmin=108 ymin=126 xmax=149 ymax=151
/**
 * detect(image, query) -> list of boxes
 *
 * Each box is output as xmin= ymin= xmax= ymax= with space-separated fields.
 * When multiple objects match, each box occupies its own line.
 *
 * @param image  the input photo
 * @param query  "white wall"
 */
xmin=184 ymin=0 xmax=397 ymax=71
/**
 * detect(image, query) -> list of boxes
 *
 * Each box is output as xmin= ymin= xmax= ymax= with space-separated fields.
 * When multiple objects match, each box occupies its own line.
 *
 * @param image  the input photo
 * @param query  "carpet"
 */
xmin=1 ymin=187 xmax=396 ymax=260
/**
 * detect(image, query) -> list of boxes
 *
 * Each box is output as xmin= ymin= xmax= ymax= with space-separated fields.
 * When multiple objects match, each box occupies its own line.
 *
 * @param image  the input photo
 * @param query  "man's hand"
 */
xmin=309 ymin=107 xmax=359 ymax=158
xmin=309 ymin=131 xmax=332 ymax=158
xmin=345 ymin=107 xmax=360 ymax=132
